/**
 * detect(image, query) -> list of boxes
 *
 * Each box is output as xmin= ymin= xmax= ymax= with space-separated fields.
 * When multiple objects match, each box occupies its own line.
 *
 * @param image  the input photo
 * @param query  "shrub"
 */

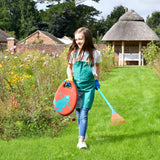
xmin=142 ymin=41 xmax=160 ymax=66
xmin=142 ymin=41 xmax=160 ymax=77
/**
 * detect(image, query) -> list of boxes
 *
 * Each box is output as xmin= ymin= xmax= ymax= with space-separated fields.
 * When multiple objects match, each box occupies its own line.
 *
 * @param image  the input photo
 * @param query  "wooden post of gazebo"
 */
xmin=122 ymin=41 xmax=125 ymax=66
xmin=139 ymin=42 xmax=142 ymax=66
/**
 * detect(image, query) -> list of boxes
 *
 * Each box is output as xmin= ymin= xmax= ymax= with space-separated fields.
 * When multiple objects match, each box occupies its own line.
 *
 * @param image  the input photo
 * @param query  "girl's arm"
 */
xmin=67 ymin=63 xmax=73 ymax=78
xmin=95 ymin=63 xmax=100 ymax=80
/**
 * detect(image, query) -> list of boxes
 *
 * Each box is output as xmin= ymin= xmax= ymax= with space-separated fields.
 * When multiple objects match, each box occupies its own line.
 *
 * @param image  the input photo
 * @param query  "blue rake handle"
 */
xmin=97 ymin=88 xmax=116 ymax=114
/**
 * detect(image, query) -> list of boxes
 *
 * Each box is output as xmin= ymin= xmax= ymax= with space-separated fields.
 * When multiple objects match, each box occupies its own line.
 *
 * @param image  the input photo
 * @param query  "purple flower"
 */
xmin=24 ymin=58 xmax=28 ymax=61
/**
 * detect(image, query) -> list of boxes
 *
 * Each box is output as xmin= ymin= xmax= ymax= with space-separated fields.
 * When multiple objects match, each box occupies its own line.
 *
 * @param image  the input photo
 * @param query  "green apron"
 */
xmin=73 ymin=53 xmax=95 ymax=110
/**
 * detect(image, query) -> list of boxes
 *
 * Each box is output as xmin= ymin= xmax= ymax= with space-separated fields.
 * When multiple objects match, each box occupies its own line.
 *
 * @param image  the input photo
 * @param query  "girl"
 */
xmin=67 ymin=27 xmax=101 ymax=149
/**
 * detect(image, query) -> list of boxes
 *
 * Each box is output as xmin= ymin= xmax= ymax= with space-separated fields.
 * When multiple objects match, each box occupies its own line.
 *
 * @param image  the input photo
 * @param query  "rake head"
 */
xmin=111 ymin=113 xmax=126 ymax=126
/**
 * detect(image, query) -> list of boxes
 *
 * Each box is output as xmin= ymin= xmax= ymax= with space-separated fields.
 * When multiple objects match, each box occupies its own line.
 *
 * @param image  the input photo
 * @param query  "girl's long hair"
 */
xmin=67 ymin=27 xmax=96 ymax=67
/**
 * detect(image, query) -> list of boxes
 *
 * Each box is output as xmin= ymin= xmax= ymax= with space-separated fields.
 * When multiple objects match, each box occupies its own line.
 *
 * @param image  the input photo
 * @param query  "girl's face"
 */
xmin=75 ymin=33 xmax=85 ymax=49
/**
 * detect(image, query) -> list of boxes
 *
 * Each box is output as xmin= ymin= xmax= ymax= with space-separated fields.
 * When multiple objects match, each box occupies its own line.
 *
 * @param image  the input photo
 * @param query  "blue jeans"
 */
xmin=76 ymin=107 xmax=89 ymax=139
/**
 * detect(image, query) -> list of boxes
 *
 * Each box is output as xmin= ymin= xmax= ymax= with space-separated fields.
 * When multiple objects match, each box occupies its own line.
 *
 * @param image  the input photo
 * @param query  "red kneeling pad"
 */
xmin=54 ymin=81 xmax=77 ymax=116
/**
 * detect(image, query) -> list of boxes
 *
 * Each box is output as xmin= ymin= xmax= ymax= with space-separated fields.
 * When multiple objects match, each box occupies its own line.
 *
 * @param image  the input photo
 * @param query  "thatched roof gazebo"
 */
xmin=102 ymin=10 xmax=160 ymax=66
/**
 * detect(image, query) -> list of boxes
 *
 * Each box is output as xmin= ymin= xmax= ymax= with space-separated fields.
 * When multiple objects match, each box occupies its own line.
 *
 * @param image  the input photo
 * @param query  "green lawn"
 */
xmin=0 ymin=66 xmax=160 ymax=160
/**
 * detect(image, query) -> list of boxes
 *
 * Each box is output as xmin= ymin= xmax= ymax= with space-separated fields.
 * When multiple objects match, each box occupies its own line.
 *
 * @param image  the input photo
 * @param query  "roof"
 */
xmin=58 ymin=36 xmax=72 ymax=44
xmin=18 ymin=30 xmax=64 ymax=44
xmin=102 ymin=10 xmax=160 ymax=41
xmin=119 ymin=10 xmax=144 ymax=22
xmin=0 ymin=28 xmax=11 ymax=42
xmin=40 ymin=31 xmax=64 ymax=44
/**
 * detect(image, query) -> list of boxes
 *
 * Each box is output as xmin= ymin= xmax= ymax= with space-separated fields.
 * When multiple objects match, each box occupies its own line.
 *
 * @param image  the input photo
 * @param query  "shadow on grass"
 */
xmin=93 ymin=130 xmax=160 ymax=144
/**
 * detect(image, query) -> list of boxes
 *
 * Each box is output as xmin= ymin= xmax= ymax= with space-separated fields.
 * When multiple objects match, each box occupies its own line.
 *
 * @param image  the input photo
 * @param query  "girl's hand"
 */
xmin=64 ymin=77 xmax=73 ymax=87
xmin=95 ymin=80 xmax=100 ymax=90
xmin=65 ymin=77 xmax=73 ymax=81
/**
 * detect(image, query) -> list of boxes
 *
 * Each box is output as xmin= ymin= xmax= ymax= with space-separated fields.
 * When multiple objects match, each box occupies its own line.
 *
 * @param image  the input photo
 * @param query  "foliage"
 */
xmin=146 ymin=11 xmax=160 ymax=38
xmin=142 ymin=41 xmax=160 ymax=66
xmin=0 ymin=0 xmax=11 ymax=31
xmin=40 ymin=1 xmax=100 ymax=38
xmin=142 ymin=41 xmax=160 ymax=77
xmin=0 ymin=0 xmax=125 ymax=42
xmin=19 ymin=0 xmax=42 ymax=39
xmin=93 ymin=31 xmax=105 ymax=44
xmin=95 ymin=5 xmax=125 ymax=37
xmin=0 ymin=0 xmax=42 ymax=39
xmin=36 ymin=0 xmax=100 ymax=5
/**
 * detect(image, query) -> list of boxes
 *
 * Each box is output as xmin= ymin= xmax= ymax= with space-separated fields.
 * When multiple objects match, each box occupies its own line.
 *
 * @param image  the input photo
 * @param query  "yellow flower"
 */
xmin=12 ymin=74 xmax=20 ymax=82
xmin=0 ymin=64 xmax=2 ymax=68
xmin=20 ymin=77 xmax=24 ymax=81
xmin=13 ymin=66 xmax=16 ymax=69
xmin=25 ymin=75 xmax=31 ymax=78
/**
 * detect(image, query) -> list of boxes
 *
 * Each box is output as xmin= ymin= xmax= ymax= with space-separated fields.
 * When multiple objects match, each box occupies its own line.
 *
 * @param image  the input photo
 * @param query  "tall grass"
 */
xmin=153 ymin=53 xmax=160 ymax=77
xmin=0 ymin=49 xmax=69 ymax=139
xmin=99 ymin=45 xmax=114 ymax=80
xmin=0 ymin=47 xmax=114 ymax=140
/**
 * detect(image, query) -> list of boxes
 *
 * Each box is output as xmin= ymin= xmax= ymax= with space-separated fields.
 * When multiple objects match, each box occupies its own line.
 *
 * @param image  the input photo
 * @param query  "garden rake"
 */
xmin=97 ymin=88 xmax=126 ymax=126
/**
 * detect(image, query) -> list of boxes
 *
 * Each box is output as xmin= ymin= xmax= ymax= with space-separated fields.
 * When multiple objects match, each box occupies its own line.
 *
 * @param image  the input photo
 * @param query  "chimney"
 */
xmin=7 ymin=37 xmax=15 ymax=51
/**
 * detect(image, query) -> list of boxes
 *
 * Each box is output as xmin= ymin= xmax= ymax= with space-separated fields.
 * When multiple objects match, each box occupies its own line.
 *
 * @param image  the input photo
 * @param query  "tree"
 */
xmin=0 ymin=0 xmax=42 ymax=39
xmin=93 ymin=5 xmax=125 ymax=43
xmin=40 ymin=1 xmax=100 ymax=38
xmin=146 ymin=11 xmax=160 ymax=38
xmin=102 ymin=6 xmax=125 ymax=33
xmin=0 ymin=0 xmax=11 ymax=31
xmin=36 ymin=0 xmax=100 ymax=6
xmin=19 ymin=0 xmax=42 ymax=39
xmin=93 ymin=5 xmax=126 ymax=43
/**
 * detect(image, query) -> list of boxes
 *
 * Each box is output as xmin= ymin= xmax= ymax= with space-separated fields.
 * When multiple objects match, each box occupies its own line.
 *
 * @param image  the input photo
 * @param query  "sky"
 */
xmin=83 ymin=0 xmax=160 ymax=21
xmin=37 ymin=0 xmax=160 ymax=21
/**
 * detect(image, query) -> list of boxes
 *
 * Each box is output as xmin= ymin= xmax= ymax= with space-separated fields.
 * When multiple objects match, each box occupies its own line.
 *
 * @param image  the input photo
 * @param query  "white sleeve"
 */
xmin=94 ymin=50 xmax=101 ymax=63
xmin=68 ymin=51 xmax=74 ymax=64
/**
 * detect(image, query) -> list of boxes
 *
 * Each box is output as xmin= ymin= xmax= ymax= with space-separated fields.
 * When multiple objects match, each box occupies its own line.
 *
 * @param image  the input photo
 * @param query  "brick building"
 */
xmin=0 ymin=29 xmax=16 ymax=51
xmin=18 ymin=30 xmax=65 ymax=45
